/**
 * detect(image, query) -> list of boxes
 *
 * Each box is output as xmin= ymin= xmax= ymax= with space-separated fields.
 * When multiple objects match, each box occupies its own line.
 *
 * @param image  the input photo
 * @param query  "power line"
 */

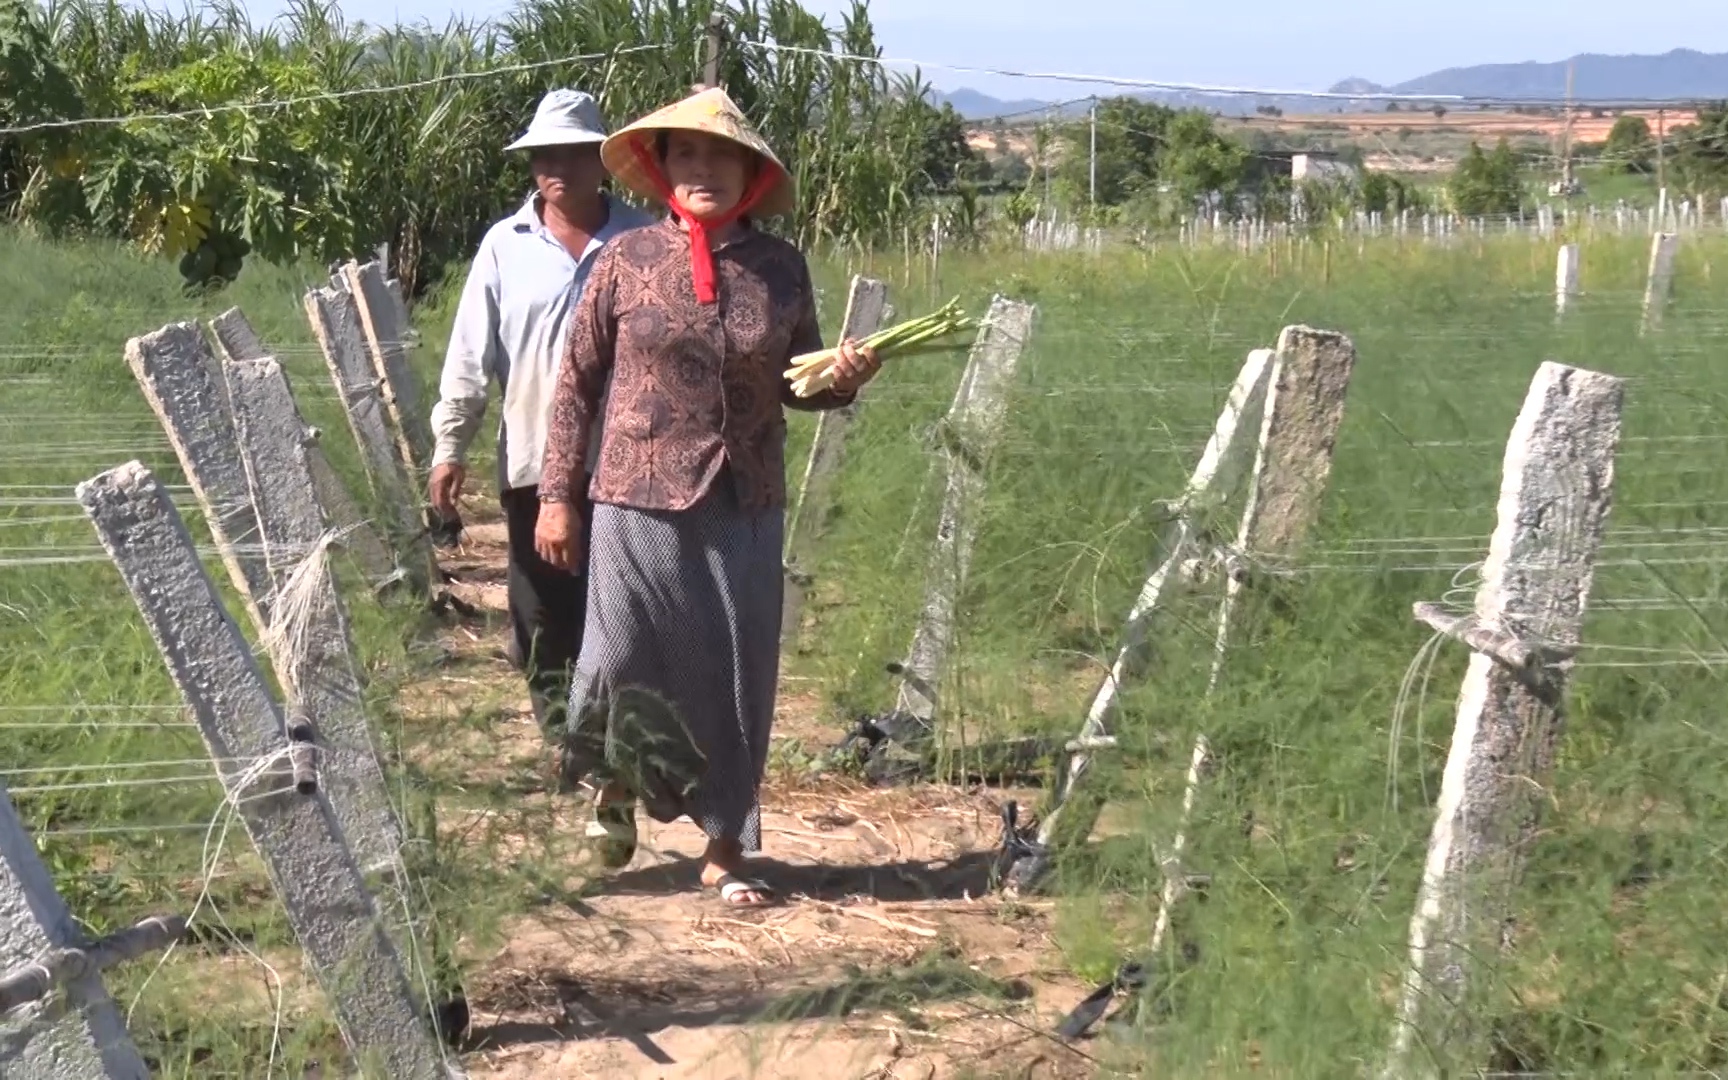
xmin=0 ymin=43 xmax=671 ymax=137
xmin=742 ymin=41 xmax=1472 ymax=104
xmin=741 ymin=41 xmax=1728 ymax=110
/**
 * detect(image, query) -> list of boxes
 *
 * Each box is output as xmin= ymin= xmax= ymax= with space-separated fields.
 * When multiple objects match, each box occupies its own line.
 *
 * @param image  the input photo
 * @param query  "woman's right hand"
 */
xmin=535 ymin=500 xmax=584 ymax=571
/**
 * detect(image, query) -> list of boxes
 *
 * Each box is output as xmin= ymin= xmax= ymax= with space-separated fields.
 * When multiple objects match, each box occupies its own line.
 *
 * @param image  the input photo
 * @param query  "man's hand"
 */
xmin=430 ymin=462 xmax=466 ymax=521
xmin=535 ymin=500 xmax=585 ymax=571
xmin=828 ymin=339 xmax=882 ymax=395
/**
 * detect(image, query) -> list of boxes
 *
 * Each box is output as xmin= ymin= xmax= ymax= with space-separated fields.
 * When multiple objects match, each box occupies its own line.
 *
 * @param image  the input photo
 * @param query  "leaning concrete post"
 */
xmin=209 ymin=308 xmax=397 ymax=587
xmin=0 ymin=785 xmax=178 ymax=1078
xmin=1005 ymin=346 xmax=1276 ymax=891
xmin=1148 ymin=327 xmax=1357 ymax=948
xmin=893 ymin=297 xmax=1036 ymax=724
xmin=304 ymin=286 xmax=415 ymax=508
xmin=781 ymin=275 xmax=890 ymax=649
xmin=341 ymin=261 xmax=431 ymax=474
xmin=207 ymin=306 xmax=270 ymax=369
xmin=1384 ymin=362 xmax=1624 ymax=1078
xmin=125 ymin=324 xmax=274 ymax=633
xmin=304 ymin=285 xmax=431 ymax=592
xmin=77 ymin=462 xmax=450 ymax=1079
xmin=226 ymin=357 xmax=404 ymax=873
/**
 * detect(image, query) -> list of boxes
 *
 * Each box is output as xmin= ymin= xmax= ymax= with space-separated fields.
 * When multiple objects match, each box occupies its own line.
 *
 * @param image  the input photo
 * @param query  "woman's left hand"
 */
xmin=828 ymin=340 xmax=881 ymax=394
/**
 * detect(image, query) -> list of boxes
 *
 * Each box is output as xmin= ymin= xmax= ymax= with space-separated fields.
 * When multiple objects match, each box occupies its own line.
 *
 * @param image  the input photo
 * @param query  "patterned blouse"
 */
xmin=539 ymin=218 xmax=856 ymax=513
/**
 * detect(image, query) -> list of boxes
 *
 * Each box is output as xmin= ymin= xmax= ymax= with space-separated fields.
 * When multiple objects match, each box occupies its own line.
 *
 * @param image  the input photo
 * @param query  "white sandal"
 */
xmin=710 ymin=873 xmax=779 ymax=908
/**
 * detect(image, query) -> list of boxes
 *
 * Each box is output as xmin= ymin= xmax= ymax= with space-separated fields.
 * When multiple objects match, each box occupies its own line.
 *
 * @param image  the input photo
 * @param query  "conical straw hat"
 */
xmin=602 ymin=87 xmax=796 ymax=219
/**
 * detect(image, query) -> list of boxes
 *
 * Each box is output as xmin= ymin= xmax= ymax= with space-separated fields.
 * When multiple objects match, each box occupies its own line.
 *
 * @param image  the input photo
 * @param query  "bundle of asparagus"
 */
xmin=784 ymin=298 xmax=979 ymax=398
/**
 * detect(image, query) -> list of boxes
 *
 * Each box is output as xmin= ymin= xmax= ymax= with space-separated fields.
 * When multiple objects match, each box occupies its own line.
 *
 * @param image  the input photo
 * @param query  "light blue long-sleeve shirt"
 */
xmin=430 ymin=190 xmax=655 ymax=492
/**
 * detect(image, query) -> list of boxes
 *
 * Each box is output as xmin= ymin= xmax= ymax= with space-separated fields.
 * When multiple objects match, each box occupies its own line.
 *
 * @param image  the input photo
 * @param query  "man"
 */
xmin=429 ymin=88 xmax=653 ymax=730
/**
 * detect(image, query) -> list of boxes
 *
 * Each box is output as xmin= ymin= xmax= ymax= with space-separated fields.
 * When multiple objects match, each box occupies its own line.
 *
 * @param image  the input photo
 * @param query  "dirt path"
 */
xmin=413 ymin=492 xmax=1100 ymax=1080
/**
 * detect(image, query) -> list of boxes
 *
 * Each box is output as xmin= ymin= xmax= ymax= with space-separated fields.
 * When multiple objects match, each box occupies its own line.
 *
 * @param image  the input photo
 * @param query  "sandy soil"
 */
xmin=418 ymin=492 xmax=1103 ymax=1080
xmin=1263 ymin=108 xmax=1696 ymax=144
xmin=967 ymin=108 xmax=1698 ymax=173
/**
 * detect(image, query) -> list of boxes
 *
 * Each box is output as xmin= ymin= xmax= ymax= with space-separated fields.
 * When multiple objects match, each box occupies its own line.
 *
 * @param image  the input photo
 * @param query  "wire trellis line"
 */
xmin=0 ymin=44 xmax=673 ymax=136
xmin=0 ymin=705 xmax=187 ymax=712
xmin=0 ymin=757 xmax=255 ymax=779
xmin=39 ymin=822 xmax=226 ymax=838
xmin=7 ymin=774 xmax=224 ymax=796
xmin=0 ymin=721 xmax=198 ymax=729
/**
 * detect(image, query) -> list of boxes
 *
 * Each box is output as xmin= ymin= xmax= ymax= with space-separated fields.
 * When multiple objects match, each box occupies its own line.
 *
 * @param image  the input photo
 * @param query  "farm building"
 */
xmin=1291 ymin=151 xmax=1359 ymax=181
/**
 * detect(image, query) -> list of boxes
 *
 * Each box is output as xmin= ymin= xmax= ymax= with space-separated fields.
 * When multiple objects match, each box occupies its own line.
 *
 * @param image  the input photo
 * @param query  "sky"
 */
xmin=239 ymin=0 xmax=1728 ymax=101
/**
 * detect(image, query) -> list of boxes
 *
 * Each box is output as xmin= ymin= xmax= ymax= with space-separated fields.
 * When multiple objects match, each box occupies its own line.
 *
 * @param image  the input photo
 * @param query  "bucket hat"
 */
xmin=504 ymin=89 xmax=609 ymax=152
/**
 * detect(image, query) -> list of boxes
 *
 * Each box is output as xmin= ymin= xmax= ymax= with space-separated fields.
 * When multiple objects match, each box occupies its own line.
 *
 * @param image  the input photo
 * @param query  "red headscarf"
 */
xmin=628 ymin=140 xmax=780 ymax=305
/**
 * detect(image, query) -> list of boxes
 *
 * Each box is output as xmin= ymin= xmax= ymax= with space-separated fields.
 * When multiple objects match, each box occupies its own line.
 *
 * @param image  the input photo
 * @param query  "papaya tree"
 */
xmin=0 ymin=0 xmax=83 ymax=217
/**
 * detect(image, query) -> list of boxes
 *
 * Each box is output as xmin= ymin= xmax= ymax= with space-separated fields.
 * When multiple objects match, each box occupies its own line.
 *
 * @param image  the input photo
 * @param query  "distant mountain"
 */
xmin=932 ymin=88 xmax=1055 ymax=121
xmin=1390 ymin=49 xmax=1728 ymax=102
xmin=943 ymin=48 xmax=1728 ymax=123
xmin=1327 ymin=77 xmax=1388 ymax=97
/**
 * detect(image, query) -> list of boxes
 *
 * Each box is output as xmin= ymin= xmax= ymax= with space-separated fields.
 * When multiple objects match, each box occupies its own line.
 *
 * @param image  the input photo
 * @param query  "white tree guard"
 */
xmin=1555 ymin=244 xmax=1580 ymax=316
xmin=1641 ymin=231 xmax=1679 ymax=333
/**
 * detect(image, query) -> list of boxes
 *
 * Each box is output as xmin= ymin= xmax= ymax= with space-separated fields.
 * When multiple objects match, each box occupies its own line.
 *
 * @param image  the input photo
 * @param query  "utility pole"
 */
xmin=702 ymin=13 xmax=724 ymax=90
xmin=1042 ymin=106 xmax=1053 ymax=207
xmin=1656 ymin=106 xmax=1667 ymax=197
xmin=1089 ymin=96 xmax=1098 ymax=211
xmin=1560 ymin=60 xmax=1576 ymax=195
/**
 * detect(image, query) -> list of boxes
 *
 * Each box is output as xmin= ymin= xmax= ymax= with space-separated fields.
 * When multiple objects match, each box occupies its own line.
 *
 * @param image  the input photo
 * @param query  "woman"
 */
xmin=534 ymin=87 xmax=880 ymax=908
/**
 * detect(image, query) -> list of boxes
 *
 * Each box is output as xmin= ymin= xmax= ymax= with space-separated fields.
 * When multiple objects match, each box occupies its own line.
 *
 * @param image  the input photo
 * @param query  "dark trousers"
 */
xmin=500 ymin=485 xmax=593 ymax=731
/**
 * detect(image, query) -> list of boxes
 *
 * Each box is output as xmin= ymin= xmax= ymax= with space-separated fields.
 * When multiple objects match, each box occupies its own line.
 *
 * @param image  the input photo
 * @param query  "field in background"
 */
xmin=3 ymin=225 xmax=1728 ymax=1074
xmin=976 ymin=107 xmax=1680 ymax=201
xmin=1241 ymin=107 xmax=1697 ymax=144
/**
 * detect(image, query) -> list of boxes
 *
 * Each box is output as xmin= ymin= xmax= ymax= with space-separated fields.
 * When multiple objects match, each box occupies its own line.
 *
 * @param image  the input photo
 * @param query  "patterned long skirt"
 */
xmin=563 ymin=476 xmax=783 ymax=853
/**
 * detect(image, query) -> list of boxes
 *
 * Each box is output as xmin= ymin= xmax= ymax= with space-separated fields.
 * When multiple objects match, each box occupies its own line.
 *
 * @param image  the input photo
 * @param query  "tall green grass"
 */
xmin=783 ymin=231 xmax=1728 ymax=1074
xmin=4 ymin=223 xmax=1728 ymax=1074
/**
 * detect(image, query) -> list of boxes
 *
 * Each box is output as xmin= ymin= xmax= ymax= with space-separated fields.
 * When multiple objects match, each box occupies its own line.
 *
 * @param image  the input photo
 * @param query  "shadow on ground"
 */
xmin=460 ymin=956 xmax=1027 ymax=1059
xmin=589 ymin=849 xmax=1002 ymax=904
